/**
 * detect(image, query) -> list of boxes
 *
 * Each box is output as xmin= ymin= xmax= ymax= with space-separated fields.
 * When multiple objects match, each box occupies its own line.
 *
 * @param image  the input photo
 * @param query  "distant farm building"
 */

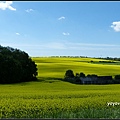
xmin=80 ymin=76 xmax=113 ymax=84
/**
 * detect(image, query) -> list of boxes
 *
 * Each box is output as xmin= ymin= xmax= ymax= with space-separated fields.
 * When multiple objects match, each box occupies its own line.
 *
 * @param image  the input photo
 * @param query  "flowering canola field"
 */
xmin=0 ymin=57 xmax=120 ymax=118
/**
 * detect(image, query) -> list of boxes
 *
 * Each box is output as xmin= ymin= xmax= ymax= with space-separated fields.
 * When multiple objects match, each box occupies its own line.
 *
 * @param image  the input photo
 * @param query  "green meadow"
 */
xmin=0 ymin=57 xmax=120 ymax=118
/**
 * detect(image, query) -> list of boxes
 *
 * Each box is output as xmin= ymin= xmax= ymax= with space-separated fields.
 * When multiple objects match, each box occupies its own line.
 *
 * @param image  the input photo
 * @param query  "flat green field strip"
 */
xmin=0 ymin=57 xmax=120 ymax=118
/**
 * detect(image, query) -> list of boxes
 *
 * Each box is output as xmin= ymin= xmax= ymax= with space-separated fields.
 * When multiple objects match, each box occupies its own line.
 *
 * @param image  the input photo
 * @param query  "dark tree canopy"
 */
xmin=0 ymin=45 xmax=38 ymax=84
xmin=114 ymin=75 xmax=120 ymax=84
xmin=64 ymin=70 xmax=74 ymax=78
xmin=115 ymin=75 xmax=120 ymax=80
xmin=80 ymin=72 xmax=85 ymax=78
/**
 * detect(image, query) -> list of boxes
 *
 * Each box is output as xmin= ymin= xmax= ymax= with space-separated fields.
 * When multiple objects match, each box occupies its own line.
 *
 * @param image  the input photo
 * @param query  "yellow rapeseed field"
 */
xmin=0 ymin=57 xmax=120 ymax=118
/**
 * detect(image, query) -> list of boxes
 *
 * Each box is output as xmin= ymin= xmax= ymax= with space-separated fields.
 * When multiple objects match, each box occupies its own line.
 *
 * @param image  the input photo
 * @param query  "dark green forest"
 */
xmin=0 ymin=45 xmax=38 ymax=84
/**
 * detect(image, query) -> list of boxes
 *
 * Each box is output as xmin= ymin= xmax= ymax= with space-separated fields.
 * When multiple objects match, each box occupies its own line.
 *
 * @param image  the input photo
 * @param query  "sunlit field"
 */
xmin=34 ymin=57 xmax=120 ymax=78
xmin=0 ymin=57 xmax=120 ymax=118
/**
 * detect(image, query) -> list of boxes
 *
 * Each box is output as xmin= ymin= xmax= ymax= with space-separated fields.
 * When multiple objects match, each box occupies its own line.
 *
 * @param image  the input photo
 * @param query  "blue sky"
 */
xmin=1 ymin=1 xmax=120 ymax=57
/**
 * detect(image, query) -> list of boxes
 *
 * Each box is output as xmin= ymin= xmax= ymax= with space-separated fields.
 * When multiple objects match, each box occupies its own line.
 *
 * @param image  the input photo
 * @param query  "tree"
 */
xmin=114 ymin=75 xmax=120 ymax=84
xmin=115 ymin=75 xmax=120 ymax=80
xmin=80 ymin=72 xmax=85 ymax=77
xmin=75 ymin=73 xmax=81 ymax=83
xmin=87 ymin=74 xmax=98 ymax=78
xmin=64 ymin=70 xmax=74 ymax=79
xmin=0 ymin=45 xmax=38 ymax=84
xmin=76 ymin=73 xmax=79 ymax=77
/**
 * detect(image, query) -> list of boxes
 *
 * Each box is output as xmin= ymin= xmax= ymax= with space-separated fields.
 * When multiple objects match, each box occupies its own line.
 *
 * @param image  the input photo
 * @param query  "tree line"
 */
xmin=0 ymin=45 xmax=38 ymax=84
xmin=64 ymin=70 xmax=120 ymax=84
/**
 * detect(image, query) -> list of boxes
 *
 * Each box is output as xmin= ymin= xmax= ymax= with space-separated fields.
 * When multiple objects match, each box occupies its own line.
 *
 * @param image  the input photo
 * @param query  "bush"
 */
xmin=0 ymin=45 xmax=38 ymax=84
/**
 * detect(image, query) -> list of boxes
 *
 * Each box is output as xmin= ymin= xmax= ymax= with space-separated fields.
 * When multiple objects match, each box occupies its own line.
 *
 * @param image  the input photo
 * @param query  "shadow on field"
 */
xmin=37 ymin=77 xmax=82 ymax=85
xmin=37 ymin=77 xmax=64 ymax=83
xmin=37 ymin=77 xmax=83 ymax=85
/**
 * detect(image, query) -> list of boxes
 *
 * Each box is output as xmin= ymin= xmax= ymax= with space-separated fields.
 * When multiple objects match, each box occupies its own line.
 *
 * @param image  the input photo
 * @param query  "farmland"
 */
xmin=35 ymin=57 xmax=120 ymax=78
xmin=0 ymin=57 xmax=120 ymax=118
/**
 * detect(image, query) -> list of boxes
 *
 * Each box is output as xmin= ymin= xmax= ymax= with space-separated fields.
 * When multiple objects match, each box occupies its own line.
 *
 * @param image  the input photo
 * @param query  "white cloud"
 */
xmin=16 ymin=33 xmax=20 ymax=35
xmin=58 ymin=16 xmax=65 ymax=20
xmin=111 ymin=21 xmax=120 ymax=32
xmin=25 ymin=9 xmax=34 ymax=13
xmin=63 ymin=32 xmax=70 ymax=36
xmin=0 ymin=1 xmax=16 ymax=11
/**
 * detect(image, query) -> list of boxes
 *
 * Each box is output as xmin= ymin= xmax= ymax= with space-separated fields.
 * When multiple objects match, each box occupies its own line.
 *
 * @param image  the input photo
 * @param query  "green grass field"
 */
xmin=0 ymin=57 xmax=120 ymax=118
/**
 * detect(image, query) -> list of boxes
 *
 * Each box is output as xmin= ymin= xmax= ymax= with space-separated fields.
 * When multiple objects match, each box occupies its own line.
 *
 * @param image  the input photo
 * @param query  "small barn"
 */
xmin=80 ymin=76 xmax=113 ymax=84
xmin=80 ymin=76 xmax=98 ymax=84
xmin=96 ymin=76 xmax=113 ymax=84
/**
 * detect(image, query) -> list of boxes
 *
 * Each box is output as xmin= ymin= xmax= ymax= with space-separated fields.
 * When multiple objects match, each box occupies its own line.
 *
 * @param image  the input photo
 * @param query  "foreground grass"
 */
xmin=0 ymin=57 xmax=120 ymax=118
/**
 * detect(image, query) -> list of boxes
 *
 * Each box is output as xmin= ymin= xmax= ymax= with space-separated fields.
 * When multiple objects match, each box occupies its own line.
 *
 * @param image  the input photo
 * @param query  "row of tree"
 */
xmin=98 ymin=57 xmax=120 ymax=61
xmin=0 ymin=45 xmax=38 ymax=84
xmin=64 ymin=70 xmax=120 ymax=84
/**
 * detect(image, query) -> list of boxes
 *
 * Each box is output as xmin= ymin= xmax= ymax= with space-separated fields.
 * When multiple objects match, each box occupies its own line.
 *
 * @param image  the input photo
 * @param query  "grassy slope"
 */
xmin=0 ymin=57 xmax=120 ymax=118
xmin=33 ymin=57 xmax=120 ymax=78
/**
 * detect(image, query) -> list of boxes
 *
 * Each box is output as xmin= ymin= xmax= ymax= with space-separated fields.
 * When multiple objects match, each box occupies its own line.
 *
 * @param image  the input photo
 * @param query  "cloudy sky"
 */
xmin=0 ymin=1 xmax=120 ymax=57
